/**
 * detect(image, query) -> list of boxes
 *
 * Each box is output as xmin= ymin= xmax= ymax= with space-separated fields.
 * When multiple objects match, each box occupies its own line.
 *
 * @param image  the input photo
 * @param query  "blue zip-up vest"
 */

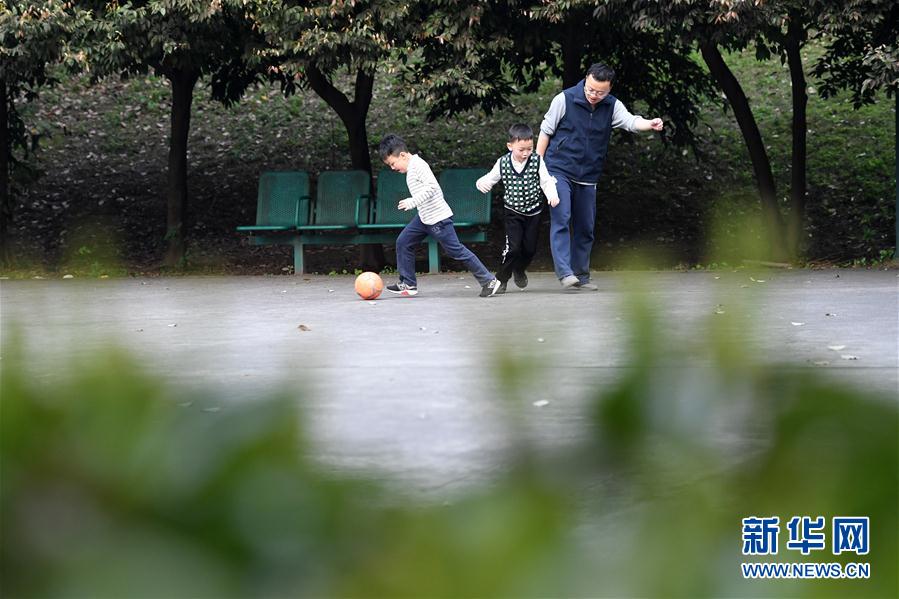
xmin=545 ymin=79 xmax=616 ymax=184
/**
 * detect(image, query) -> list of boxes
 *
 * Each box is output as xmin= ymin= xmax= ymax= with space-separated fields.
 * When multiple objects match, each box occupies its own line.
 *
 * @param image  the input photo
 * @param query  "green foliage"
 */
xmin=812 ymin=0 xmax=899 ymax=104
xmin=395 ymin=0 xmax=719 ymax=148
xmin=0 ymin=1 xmax=88 ymax=89
xmin=1 ymin=1 xmax=90 ymax=174
xmin=82 ymin=0 xmax=266 ymax=104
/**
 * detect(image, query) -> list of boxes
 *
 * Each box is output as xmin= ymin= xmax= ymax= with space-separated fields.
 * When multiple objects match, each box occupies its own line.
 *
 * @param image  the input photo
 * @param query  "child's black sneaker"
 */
xmin=386 ymin=281 xmax=418 ymax=296
xmin=479 ymin=279 xmax=502 ymax=297
xmin=513 ymin=270 xmax=528 ymax=289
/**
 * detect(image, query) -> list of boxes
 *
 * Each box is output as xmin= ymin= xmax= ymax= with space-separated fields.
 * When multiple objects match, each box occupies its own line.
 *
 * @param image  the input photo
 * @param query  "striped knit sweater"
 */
xmin=404 ymin=154 xmax=453 ymax=225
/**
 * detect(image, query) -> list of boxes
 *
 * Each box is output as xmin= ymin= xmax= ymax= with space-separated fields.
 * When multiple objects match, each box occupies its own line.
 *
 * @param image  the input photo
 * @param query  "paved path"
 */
xmin=2 ymin=270 xmax=896 ymax=495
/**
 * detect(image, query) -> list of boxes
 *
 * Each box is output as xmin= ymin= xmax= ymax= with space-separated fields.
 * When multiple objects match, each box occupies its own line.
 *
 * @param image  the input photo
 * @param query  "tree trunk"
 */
xmin=785 ymin=17 xmax=808 ymax=260
xmin=560 ymin=20 xmax=582 ymax=88
xmin=700 ymin=42 xmax=788 ymax=261
xmin=306 ymin=65 xmax=385 ymax=272
xmin=0 ymin=79 xmax=10 ymax=268
xmin=161 ymin=67 xmax=199 ymax=268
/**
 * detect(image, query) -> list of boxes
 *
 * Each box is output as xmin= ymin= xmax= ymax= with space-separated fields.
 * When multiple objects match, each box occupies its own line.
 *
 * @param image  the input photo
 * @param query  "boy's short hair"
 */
xmin=507 ymin=123 xmax=534 ymax=143
xmin=586 ymin=63 xmax=616 ymax=84
xmin=378 ymin=134 xmax=408 ymax=161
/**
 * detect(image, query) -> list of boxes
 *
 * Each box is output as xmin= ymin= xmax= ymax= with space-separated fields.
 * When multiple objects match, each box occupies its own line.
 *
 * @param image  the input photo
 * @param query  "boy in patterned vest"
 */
xmin=476 ymin=124 xmax=560 ymax=293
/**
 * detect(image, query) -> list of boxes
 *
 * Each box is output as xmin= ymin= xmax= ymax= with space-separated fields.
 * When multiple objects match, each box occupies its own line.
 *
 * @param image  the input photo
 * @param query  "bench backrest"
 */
xmin=373 ymin=168 xmax=413 ymax=225
xmin=256 ymin=171 xmax=310 ymax=226
xmin=439 ymin=168 xmax=491 ymax=225
xmin=315 ymin=170 xmax=370 ymax=226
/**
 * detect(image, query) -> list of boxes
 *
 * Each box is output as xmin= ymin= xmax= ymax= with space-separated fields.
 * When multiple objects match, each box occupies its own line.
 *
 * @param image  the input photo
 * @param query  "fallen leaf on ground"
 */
xmin=298 ymin=324 xmax=311 ymax=331
xmin=840 ymin=354 xmax=859 ymax=360
xmin=827 ymin=344 xmax=846 ymax=351
xmin=533 ymin=400 xmax=550 ymax=407
xmin=791 ymin=322 xmax=805 ymax=326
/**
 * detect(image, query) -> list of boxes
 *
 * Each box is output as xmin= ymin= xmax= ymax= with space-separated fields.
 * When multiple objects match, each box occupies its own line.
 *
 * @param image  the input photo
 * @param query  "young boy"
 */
xmin=475 ymin=123 xmax=560 ymax=293
xmin=378 ymin=134 xmax=501 ymax=298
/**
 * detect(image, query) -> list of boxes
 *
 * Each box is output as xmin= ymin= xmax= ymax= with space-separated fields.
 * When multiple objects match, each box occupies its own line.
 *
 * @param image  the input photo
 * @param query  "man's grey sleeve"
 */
xmin=539 ymin=93 xmax=567 ymax=137
xmin=611 ymin=99 xmax=642 ymax=132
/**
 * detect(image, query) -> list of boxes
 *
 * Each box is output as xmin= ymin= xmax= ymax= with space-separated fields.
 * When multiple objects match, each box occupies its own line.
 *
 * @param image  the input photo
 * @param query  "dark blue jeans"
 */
xmin=548 ymin=175 xmax=597 ymax=282
xmin=396 ymin=215 xmax=493 ymax=287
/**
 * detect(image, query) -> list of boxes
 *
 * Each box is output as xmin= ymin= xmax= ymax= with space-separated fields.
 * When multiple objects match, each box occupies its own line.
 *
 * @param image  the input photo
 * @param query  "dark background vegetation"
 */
xmin=3 ymin=45 xmax=895 ymax=278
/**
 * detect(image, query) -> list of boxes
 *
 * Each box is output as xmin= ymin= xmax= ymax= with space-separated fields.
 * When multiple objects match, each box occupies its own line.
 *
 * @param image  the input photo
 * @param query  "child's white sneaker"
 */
xmin=479 ymin=279 xmax=502 ymax=297
xmin=560 ymin=274 xmax=579 ymax=288
xmin=386 ymin=281 xmax=418 ymax=296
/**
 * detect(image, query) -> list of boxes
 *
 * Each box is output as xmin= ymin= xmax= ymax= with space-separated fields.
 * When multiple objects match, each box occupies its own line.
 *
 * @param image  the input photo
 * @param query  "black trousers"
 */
xmin=495 ymin=207 xmax=543 ymax=283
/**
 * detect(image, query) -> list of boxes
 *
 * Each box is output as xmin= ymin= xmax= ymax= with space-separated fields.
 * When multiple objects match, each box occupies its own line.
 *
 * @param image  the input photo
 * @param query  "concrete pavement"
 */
xmin=2 ymin=269 xmax=897 ymax=495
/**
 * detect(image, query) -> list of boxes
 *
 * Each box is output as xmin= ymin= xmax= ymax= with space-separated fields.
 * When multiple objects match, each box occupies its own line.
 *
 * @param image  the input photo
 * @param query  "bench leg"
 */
xmin=292 ymin=238 xmax=305 ymax=274
xmin=428 ymin=240 xmax=440 ymax=274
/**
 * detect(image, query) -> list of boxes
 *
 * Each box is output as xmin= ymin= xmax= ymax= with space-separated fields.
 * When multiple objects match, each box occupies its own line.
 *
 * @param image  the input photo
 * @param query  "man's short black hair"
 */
xmin=507 ymin=123 xmax=534 ymax=143
xmin=586 ymin=63 xmax=615 ymax=84
xmin=378 ymin=134 xmax=408 ymax=161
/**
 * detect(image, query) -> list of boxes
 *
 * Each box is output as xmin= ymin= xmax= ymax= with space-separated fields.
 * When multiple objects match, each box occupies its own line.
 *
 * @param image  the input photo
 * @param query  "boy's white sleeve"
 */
xmin=611 ymin=99 xmax=642 ymax=132
xmin=539 ymin=93 xmax=566 ymax=137
xmin=475 ymin=158 xmax=502 ymax=192
xmin=538 ymin=158 xmax=559 ymax=202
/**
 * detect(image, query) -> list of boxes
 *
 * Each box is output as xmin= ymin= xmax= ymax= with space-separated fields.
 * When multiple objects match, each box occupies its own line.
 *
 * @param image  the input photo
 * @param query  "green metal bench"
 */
xmin=300 ymin=170 xmax=370 ymax=232
xmin=359 ymin=168 xmax=412 ymax=231
xmin=236 ymin=171 xmax=309 ymax=234
xmin=238 ymin=169 xmax=492 ymax=274
xmin=237 ymin=171 xmax=309 ymax=270
xmin=435 ymin=168 xmax=491 ymax=272
xmin=285 ymin=169 xmax=370 ymax=272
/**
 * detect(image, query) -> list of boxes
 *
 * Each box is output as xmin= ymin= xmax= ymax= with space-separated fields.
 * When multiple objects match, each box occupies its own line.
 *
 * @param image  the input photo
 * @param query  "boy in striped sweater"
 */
xmin=475 ymin=124 xmax=560 ymax=293
xmin=378 ymin=134 xmax=501 ymax=298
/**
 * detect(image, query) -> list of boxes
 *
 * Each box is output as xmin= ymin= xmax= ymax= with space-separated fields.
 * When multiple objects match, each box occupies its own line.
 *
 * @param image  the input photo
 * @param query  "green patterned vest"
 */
xmin=500 ymin=153 xmax=544 ymax=214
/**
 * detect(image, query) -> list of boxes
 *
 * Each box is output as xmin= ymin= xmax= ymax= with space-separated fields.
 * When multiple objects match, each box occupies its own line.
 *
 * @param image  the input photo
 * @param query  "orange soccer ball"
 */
xmin=354 ymin=271 xmax=383 ymax=300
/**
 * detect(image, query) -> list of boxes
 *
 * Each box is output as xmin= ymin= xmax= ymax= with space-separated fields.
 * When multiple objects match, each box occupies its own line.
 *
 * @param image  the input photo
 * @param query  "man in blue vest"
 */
xmin=537 ymin=63 xmax=664 ymax=290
